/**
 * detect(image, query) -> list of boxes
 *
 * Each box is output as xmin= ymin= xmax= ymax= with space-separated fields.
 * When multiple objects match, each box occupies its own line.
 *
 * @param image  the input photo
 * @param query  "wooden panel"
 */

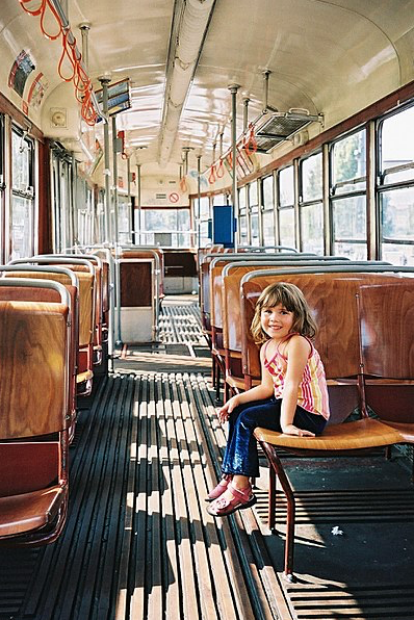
xmin=359 ymin=282 xmax=414 ymax=378
xmin=120 ymin=261 xmax=153 ymax=307
xmin=164 ymin=250 xmax=197 ymax=277
xmin=240 ymin=272 xmax=409 ymax=383
xmin=0 ymin=302 xmax=68 ymax=439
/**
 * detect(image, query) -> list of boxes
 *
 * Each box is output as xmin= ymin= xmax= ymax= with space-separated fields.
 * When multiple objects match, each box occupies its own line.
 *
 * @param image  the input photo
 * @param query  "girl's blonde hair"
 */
xmin=251 ymin=282 xmax=317 ymax=345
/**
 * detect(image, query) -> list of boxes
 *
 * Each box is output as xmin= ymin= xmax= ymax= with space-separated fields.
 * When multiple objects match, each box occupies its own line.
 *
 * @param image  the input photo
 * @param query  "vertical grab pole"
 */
xmin=112 ymin=116 xmax=119 ymax=245
xmin=99 ymin=77 xmax=112 ymax=244
xmin=136 ymin=162 xmax=142 ymax=245
xmin=229 ymin=84 xmax=239 ymax=251
xmin=197 ymin=154 xmax=202 ymax=250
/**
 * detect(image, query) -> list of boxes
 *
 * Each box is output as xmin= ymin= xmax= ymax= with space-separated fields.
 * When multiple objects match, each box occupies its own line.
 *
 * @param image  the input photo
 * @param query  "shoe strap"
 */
xmin=228 ymin=482 xmax=251 ymax=502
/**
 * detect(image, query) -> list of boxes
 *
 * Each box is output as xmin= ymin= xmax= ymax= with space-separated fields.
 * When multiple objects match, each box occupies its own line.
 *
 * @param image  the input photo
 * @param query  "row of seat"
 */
xmin=0 ymin=252 xmax=110 ymax=546
xmin=199 ymin=250 xmax=414 ymax=579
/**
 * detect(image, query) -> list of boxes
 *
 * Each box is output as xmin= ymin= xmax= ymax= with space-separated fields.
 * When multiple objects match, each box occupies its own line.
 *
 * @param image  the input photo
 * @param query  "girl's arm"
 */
xmin=280 ymin=336 xmax=315 ymax=437
xmin=217 ymin=344 xmax=274 ymax=422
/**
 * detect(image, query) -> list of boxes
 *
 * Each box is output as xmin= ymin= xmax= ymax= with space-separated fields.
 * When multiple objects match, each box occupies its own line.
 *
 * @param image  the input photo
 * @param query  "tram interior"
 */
xmin=1 ymin=0 xmax=414 ymax=619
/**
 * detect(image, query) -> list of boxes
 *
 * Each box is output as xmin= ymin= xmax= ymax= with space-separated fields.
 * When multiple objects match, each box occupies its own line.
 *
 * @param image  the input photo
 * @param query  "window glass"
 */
xmin=278 ymin=208 xmax=295 ymax=248
xmin=239 ymin=214 xmax=248 ymax=244
xmin=300 ymin=203 xmax=324 ymax=254
xmin=279 ymin=166 xmax=294 ymax=206
xmin=199 ymin=196 xmax=210 ymax=218
xmin=332 ymin=195 xmax=367 ymax=258
xmin=213 ymin=193 xmax=226 ymax=206
xmin=262 ymin=210 xmax=275 ymax=245
xmin=238 ymin=186 xmax=246 ymax=211
xmin=262 ymin=175 xmax=274 ymax=210
xmin=250 ymin=211 xmax=260 ymax=246
xmin=142 ymin=208 xmax=191 ymax=247
xmin=380 ymin=187 xmax=414 ymax=264
xmin=381 ymin=106 xmax=414 ymax=183
xmin=301 ymin=152 xmax=322 ymax=202
xmin=11 ymin=129 xmax=35 ymax=259
xmin=118 ymin=195 xmax=131 ymax=244
xmin=249 ymin=181 xmax=258 ymax=207
xmin=332 ymin=129 xmax=366 ymax=194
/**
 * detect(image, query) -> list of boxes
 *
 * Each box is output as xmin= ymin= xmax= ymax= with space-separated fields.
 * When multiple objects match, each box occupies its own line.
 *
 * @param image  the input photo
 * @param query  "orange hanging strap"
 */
xmin=19 ymin=0 xmax=47 ymax=17
xmin=58 ymin=30 xmax=77 ymax=81
xmin=208 ymin=163 xmax=216 ymax=184
xmin=40 ymin=0 xmax=63 ymax=40
xmin=216 ymin=158 xmax=225 ymax=178
xmin=180 ymin=177 xmax=187 ymax=193
xmin=244 ymin=124 xmax=257 ymax=156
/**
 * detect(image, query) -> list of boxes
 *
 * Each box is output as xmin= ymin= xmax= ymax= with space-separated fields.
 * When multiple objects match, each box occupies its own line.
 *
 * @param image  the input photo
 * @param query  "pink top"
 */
xmin=263 ymin=333 xmax=330 ymax=420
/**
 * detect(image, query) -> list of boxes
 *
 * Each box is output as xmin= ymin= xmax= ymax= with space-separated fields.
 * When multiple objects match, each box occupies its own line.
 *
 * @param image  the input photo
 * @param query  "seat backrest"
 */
xmin=0 ymin=296 xmax=70 ymax=440
xmin=222 ymin=260 xmax=351 ymax=353
xmin=240 ymin=271 xmax=411 ymax=382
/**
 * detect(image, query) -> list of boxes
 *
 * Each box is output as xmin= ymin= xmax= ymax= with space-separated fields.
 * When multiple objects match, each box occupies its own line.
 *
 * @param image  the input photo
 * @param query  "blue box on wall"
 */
xmin=212 ymin=205 xmax=235 ymax=248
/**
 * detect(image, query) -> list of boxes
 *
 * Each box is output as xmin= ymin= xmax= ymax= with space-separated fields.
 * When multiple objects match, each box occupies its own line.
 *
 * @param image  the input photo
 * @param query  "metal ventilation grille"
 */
xmin=254 ymin=112 xmax=315 ymax=153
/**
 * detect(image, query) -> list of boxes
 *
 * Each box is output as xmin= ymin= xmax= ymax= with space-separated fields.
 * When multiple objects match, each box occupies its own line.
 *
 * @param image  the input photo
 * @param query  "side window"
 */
xmin=238 ymin=186 xmax=248 ymax=246
xmin=299 ymin=152 xmax=323 ymax=254
xmin=378 ymin=105 xmax=414 ymax=265
xmin=262 ymin=174 xmax=275 ymax=245
xmin=278 ymin=166 xmax=295 ymax=249
xmin=330 ymin=128 xmax=367 ymax=259
xmin=11 ymin=126 xmax=35 ymax=259
xmin=248 ymin=181 xmax=260 ymax=247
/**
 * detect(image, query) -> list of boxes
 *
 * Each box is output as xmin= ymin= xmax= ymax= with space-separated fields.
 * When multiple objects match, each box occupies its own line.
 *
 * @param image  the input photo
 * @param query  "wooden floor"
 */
xmin=1 ymin=295 xmax=414 ymax=620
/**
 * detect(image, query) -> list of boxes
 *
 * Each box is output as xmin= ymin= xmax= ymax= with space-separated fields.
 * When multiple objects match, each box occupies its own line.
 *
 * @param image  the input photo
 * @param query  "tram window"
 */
xmin=300 ymin=203 xmax=324 ymax=254
xmin=249 ymin=182 xmax=259 ymax=246
xmin=248 ymin=181 xmax=258 ymax=207
xmin=142 ymin=208 xmax=191 ymax=247
xmin=299 ymin=153 xmax=323 ymax=254
xmin=238 ymin=186 xmax=248 ymax=245
xmin=195 ymin=196 xmax=211 ymax=247
xmin=378 ymin=107 xmax=414 ymax=264
xmin=331 ymin=129 xmax=367 ymax=258
xmin=213 ymin=193 xmax=227 ymax=206
xmin=199 ymin=196 xmax=210 ymax=218
xmin=117 ymin=195 xmax=131 ymax=244
xmin=262 ymin=175 xmax=275 ymax=245
xmin=332 ymin=195 xmax=367 ymax=259
xmin=278 ymin=166 xmax=295 ymax=248
xmin=11 ymin=128 xmax=35 ymax=259
xmin=279 ymin=166 xmax=294 ymax=206
xmin=380 ymin=187 xmax=414 ymax=265
xmin=279 ymin=208 xmax=295 ymax=249
xmin=332 ymin=129 xmax=366 ymax=194
xmin=250 ymin=207 xmax=260 ymax=246
xmin=301 ymin=152 xmax=322 ymax=201
xmin=380 ymin=106 xmax=414 ymax=184
xmin=96 ymin=189 xmax=105 ymax=244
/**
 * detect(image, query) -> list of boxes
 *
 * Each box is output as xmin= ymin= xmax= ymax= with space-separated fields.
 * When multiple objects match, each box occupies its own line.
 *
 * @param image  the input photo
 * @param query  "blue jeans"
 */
xmin=221 ymin=397 xmax=327 ymax=478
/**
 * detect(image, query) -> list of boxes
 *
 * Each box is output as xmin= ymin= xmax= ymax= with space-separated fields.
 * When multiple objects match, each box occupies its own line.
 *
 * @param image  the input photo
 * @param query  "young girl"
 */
xmin=207 ymin=282 xmax=330 ymax=518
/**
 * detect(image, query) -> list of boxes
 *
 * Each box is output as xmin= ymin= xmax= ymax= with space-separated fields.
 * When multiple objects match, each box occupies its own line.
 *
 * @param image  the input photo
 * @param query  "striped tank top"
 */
xmin=263 ymin=333 xmax=330 ymax=420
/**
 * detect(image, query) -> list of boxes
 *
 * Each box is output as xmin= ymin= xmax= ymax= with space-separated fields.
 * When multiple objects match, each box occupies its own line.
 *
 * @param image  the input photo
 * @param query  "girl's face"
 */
xmin=261 ymin=303 xmax=295 ymax=340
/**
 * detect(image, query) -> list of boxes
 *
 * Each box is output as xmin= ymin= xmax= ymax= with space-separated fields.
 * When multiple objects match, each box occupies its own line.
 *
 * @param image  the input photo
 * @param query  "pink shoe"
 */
xmin=206 ymin=482 xmax=256 ymax=517
xmin=206 ymin=474 xmax=232 ymax=502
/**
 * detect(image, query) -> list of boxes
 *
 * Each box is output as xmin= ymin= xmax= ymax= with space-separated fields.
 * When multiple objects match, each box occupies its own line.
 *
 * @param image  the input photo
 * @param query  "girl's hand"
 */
xmin=217 ymin=395 xmax=240 ymax=424
xmin=281 ymin=423 xmax=315 ymax=437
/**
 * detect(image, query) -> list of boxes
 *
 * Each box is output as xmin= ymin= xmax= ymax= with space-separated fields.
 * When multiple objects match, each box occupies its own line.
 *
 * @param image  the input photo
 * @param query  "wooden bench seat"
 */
xmin=0 ymin=279 xmax=72 ymax=546
xmin=232 ymin=267 xmax=414 ymax=578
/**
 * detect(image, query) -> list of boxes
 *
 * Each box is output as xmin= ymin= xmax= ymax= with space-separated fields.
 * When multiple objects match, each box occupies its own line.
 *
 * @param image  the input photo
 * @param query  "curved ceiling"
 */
xmin=1 ymin=0 xmax=414 ymax=177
